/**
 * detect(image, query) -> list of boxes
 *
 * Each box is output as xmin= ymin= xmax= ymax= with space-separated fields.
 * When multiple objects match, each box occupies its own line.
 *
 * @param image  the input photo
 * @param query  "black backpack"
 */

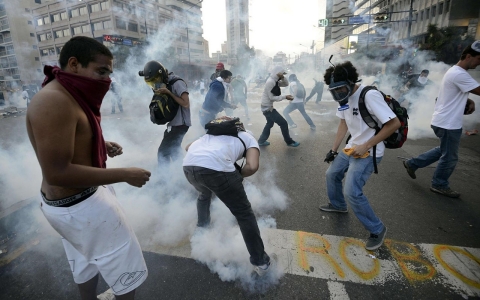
xmin=149 ymin=78 xmax=185 ymax=125
xmin=358 ymin=86 xmax=409 ymax=173
xmin=295 ymin=81 xmax=306 ymax=99
xmin=205 ymin=117 xmax=247 ymax=172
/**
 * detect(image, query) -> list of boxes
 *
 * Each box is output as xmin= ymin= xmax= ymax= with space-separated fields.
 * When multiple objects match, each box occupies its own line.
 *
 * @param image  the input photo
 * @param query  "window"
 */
xmin=28 ymin=21 xmax=32 ymax=25
xmin=140 ymin=25 xmax=146 ymax=34
xmin=41 ymin=49 xmax=49 ymax=56
xmin=38 ymin=33 xmax=47 ymax=41
xmin=445 ymin=0 xmax=450 ymax=12
xmin=33 ymin=45 xmax=37 ymax=49
xmin=82 ymin=24 xmax=90 ymax=32
xmin=101 ymin=1 xmax=110 ymax=10
xmin=115 ymin=18 xmax=126 ymax=30
xmin=36 ymin=18 xmax=43 ymax=26
xmin=30 ymin=33 xmax=34 ymax=37
xmin=35 ymin=57 xmax=39 ymax=61
xmin=73 ymin=26 xmax=82 ymax=34
xmin=103 ymin=20 xmax=112 ymax=29
xmin=439 ymin=2 xmax=444 ymax=14
xmin=420 ymin=10 xmax=423 ymax=21
xmin=127 ymin=22 xmax=137 ymax=32
xmin=6 ymin=45 xmax=14 ymax=55
xmin=432 ymin=6 xmax=436 ymax=17
xmin=79 ymin=6 xmax=88 ymax=15
xmin=53 ymin=13 xmax=61 ymax=22
xmin=57 ymin=46 xmax=63 ymax=54
xmin=91 ymin=3 xmax=100 ymax=12
xmin=93 ymin=22 xmax=103 ymax=30
xmin=54 ymin=30 xmax=63 ymax=38
xmin=43 ymin=16 xmax=50 ymax=24
xmin=63 ymin=29 xmax=71 ymax=37
xmin=25 ymin=8 xmax=30 ymax=12
xmin=61 ymin=12 xmax=68 ymax=20
xmin=71 ymin=8 xmax=79 ymax=18
xmin=426 ymin=8 xmax=430 ymax=19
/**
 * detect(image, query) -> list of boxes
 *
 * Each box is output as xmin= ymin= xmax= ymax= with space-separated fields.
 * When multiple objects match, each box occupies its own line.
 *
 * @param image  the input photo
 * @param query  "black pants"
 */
xmin=183 ymin=166 xmax=270 ymax=266
xmin=158 ymin=125 xmax=189 ymax=164
xmin=258 ymin=109 xmax=294 ymax=145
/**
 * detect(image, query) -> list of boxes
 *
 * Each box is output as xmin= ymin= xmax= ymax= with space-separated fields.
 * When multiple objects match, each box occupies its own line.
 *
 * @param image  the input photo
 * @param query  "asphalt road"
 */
xmin=1 ymin=90 xmax=479 ymax=299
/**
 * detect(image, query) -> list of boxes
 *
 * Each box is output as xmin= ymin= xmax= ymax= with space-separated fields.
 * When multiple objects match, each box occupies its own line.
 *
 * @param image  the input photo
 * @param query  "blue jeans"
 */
xmin=158 ymin=125 xmax=189 ymax=165
xmin=283 ymin=102 xmax=314 ymax=127
xmin=258 ymin=109 xmax=294 ymax=144
xmin=406 ymin=125 xmax=462 ymax=189
xmin=183 ymin=166 xmax=270 ymax=266
xmin=326 ymin=151 xmax=384 ymax=235
xmin=199 ymin=110 xmax=217 ymax=130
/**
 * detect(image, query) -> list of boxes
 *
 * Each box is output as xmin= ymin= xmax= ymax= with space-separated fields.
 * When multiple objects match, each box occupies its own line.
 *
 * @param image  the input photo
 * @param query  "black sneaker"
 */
xmin=403 ymin=160 xmax=416 ymax=179
xmin=430 ymin=187 xmax=460 ymax=198
xmin=319 ymin=203 xmax=348 ymax=213
xmin=365 ymin=226 xmax=387 ymax=251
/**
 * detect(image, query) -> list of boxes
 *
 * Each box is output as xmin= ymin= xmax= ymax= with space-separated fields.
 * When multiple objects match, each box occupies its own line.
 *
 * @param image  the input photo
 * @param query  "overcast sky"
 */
xmin=202 ymin=0 xmax=325 ymax=58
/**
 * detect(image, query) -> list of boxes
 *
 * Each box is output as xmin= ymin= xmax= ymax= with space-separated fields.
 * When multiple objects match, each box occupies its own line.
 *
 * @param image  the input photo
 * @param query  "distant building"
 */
xmin=272 ymin=52 xmax=288 ymax=66
xmin=225 ymin=0 xmax=249 ymax=65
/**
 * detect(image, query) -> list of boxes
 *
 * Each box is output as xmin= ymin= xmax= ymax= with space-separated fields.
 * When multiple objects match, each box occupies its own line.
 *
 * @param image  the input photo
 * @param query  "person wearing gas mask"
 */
xmin=319 ymin=61 xmax=400 ymax=251
xmin=257 ymin=66 xmax=299 ymax=147
xmin=142 ymin=61 xmax=191 ymax=165
xmin=398 ymin=69 xmax=431 ymax=107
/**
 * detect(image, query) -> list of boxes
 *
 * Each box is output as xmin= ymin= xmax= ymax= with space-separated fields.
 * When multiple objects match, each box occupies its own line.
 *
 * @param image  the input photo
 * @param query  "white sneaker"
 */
xmin=97 ymin=288 xmax=115 ymax=300
xmin=254 ymin=253 xmax=277 ymax=277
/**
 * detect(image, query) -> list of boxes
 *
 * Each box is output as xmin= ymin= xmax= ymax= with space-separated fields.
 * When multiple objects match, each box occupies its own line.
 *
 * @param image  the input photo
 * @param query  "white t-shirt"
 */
xmin=289 ymin=81 xmax=303 ymax=103
xmin=336 ymin=85 xmax=397 ymax=157
xmin=431 ymin=66 xmax=479 ymax=130
xmin=183 ymin=131 xmax=259 ymax=172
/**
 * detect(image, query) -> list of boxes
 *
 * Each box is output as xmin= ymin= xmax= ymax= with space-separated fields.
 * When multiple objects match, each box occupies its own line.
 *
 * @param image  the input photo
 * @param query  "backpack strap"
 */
xmin=358 ymin=86 xmax=381 ymax=174
xmin=168 ymin=78 xmax=187 ymax=125
xmin=234 ymin=134 xmax=247 ymax=172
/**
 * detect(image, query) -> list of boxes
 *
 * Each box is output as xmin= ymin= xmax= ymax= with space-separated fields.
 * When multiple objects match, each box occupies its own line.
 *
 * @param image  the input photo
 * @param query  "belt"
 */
xmin=41 ymin=186 xmax=98 ymax=207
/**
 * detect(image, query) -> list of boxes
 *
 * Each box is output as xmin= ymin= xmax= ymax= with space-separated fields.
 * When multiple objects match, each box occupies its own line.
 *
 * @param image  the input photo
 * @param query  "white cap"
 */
xmin=471 ymin=40 xmax=480 ymax=52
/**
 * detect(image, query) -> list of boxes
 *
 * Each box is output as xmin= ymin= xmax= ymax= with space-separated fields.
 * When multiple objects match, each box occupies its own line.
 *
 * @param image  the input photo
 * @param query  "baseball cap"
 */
xmin=216 ymin=62 xmax=225 ymax=70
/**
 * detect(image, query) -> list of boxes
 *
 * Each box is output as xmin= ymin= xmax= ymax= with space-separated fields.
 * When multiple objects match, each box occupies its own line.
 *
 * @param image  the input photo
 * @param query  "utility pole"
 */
xmin=407 ymin=0 xmax=413 ymax=39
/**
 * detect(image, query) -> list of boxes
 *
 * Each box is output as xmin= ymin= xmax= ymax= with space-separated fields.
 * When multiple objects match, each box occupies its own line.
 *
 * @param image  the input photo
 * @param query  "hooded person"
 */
xmin=257 ymin=66 xmax=300 ymax=147
xmin=210 ymin=62 xmax=225 ymax=82
xmin=282 ymin=73 xmax=316 ymax=130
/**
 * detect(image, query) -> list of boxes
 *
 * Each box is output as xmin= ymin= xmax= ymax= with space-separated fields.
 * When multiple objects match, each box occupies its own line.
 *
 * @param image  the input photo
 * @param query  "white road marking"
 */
xmin=327 ymin=281 xmax=350 ymax=300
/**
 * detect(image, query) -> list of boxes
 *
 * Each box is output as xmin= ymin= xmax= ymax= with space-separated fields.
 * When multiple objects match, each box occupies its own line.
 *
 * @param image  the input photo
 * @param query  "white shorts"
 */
xmin=41 ymin=185 xmax=147 ymax=295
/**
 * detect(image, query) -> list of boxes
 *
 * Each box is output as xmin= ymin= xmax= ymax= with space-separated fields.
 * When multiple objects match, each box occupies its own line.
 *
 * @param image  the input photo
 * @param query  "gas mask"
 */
xmin=417 ymin=76 xmax=427 ymax=85
xmin=328 ymin=70 xmax=355 ymax=111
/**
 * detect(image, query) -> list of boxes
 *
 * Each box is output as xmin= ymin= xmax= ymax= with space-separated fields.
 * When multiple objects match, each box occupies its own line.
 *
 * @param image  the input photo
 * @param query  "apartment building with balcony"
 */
xmin=0 ymin=0 xmax=41 ymax=89
xmin=31 ymin=0 xmax=207 ymax=70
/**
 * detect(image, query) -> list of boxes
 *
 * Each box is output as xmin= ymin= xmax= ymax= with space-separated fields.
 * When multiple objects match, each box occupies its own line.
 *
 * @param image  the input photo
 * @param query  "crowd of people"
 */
xmin=25 ymin=36 xmax=480 ymax=299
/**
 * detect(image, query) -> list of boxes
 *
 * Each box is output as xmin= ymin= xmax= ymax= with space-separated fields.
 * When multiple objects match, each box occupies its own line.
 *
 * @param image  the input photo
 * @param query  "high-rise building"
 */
xmin=0 ymin=0 xmax=40 ymax=89
xmin=225 ymin=0 xmax=249 ymax=65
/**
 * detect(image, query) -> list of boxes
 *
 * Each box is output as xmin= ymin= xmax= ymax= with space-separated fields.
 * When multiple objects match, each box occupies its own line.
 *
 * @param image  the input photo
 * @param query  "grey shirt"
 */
xmin=168 ymin=73 xmax=191 ymax=127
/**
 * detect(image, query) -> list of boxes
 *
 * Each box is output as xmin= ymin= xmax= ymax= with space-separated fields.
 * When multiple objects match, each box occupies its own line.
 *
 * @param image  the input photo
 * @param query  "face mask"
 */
xmin=417 ymin=76 xmax=427 ymax=84
xmin=328 ymin=81 xmax=353 ymax=111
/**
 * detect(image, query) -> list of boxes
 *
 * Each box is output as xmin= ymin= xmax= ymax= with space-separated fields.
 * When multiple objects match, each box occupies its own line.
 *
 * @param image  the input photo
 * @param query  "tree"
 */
xmin=421 ymin=24 xmax=474 ymax=64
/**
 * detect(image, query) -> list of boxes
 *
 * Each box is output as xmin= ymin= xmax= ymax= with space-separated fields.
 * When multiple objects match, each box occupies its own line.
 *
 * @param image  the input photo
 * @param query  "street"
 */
xmin=1 ymin=88 xmax=480 ymax=300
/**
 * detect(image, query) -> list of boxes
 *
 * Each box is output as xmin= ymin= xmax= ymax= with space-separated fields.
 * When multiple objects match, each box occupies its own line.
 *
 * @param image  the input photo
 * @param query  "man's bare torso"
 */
xmin=26 ymin=80 xmax=95 ymax=200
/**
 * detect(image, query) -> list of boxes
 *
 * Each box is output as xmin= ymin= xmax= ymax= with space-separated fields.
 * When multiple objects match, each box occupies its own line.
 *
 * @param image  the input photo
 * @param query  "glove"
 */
xmin=324 ymin=150 xmax=338 ymax=163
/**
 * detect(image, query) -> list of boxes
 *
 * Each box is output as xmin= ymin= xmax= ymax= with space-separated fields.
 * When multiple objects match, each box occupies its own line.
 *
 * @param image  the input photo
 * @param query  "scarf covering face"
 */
xmin=42 ymin=65 xmax=111 ymax=168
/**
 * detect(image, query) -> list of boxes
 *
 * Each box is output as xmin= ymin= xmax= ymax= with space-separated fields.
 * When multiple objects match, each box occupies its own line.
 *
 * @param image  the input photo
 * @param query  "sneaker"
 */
xmin=365 ymin=226 xmax=387 ymax=251
xmin=287 ymin=141 xmax=300 ymax=147
xmin=258 ymin=141 xmax=270 ymax=146
xmin=430 ymin=187 xmax=460 ymax=198
xmin=310 ymin=125 xmax=316 ymax=131
xmin=288 ymin=124 xmax=298 ymax=129
xmin=97 ymin=288 xmax=115 ymax=300
xmin=402 ymin=160 xmax=416 ymax=179
xmin=254 ymin=253 xmax=277 ymax=277
xmin=319 ymin=203 xmax=348 ymax=213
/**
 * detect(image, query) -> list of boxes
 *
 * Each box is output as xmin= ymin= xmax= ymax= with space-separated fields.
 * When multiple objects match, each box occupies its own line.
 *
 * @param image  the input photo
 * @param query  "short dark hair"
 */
xmin=59 ymin=36 xmax=113 ymax=70
xmin=421 ymin=69 xmax=429 ymax=75
xmin=323 ymin=61 xmax=359 ymax=85
xmin=220 ymin=70 xmax=232 ymax=79
xmin=460 ymin=43 xmax=480 ymax=60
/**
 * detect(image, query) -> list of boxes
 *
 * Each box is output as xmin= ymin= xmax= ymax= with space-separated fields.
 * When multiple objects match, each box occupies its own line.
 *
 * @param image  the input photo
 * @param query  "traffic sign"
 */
xmin=348 ymin=15 xmax=371 ymax=25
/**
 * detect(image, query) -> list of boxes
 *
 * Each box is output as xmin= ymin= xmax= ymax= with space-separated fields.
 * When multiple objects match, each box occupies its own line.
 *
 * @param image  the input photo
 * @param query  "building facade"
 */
xmin=225 ymin=0 xmax=249 ymax=65
xmin=0 ymin=0 xmax=41 ymax=89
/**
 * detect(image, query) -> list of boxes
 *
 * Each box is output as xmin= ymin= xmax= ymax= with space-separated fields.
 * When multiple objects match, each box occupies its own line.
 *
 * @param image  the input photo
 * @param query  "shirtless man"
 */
xmin=26 ymin=36 xmax=150 ymax=300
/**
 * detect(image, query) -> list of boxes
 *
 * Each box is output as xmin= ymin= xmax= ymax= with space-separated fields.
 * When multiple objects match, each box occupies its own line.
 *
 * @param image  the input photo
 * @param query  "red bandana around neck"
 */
xmin=43 ymin=65 xmax=112 ymax=168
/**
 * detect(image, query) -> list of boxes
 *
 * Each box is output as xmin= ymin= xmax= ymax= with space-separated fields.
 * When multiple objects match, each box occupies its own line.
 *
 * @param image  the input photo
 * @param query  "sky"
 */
xmin=202 ymin=0 xmax=325 ymax=58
